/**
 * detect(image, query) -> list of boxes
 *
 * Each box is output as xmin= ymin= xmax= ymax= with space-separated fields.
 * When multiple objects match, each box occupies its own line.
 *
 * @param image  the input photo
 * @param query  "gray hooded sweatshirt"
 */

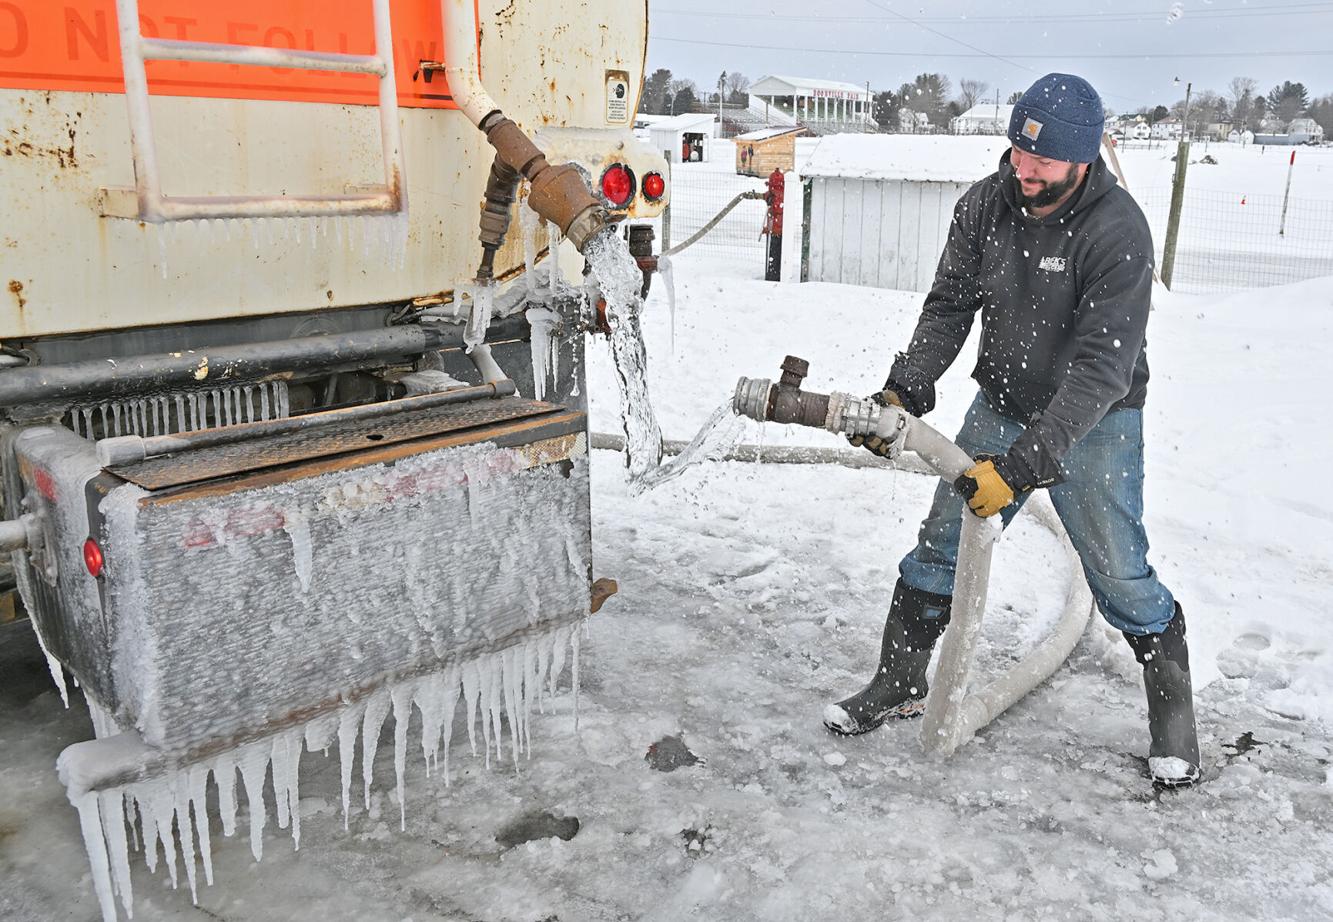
xmin=886 ymin=150 xmax=1155 ymax=486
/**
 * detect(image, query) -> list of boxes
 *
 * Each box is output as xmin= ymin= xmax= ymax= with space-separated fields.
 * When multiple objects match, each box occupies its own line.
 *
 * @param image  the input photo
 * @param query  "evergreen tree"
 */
xmin=642 ymin=68 xmax=673 ymax=115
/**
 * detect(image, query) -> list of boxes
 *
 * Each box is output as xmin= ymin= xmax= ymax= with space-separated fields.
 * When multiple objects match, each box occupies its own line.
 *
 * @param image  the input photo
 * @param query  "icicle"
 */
xmin=173 ymin=773 xmax=199 ymax=904
xmin=29 ymin=622 xmax=69 ymax=707
xmin=336 ymin=703 xmax=364 ymax=829
xmin=391 ymin=682 xmax=413 ymax=830
xmin=437 ymin=665 xmax=461 ymax=784
xmin=521 ymin=640 xmax=536 ymax=756
xmin=536 ymin=629 xmax=554 ymax=715
xmin=237 ymin=744 xmax=269 ymax=862
xmin=142 ymin=779 xmax=180 ymax=889
xmin=73 ymin=791 xmax=118 ymax=922
xmin=526 ymin=307 xmax=557 ymax=400
xmin=214 ymin=753 xmax=239 ymax=838
xmin=520 ymin=199 xmax=540 ymax=295
xmin=270 ymin=735 xmax=292 ymax=831
xmin=549 ymin=224 xmax=564 ymax=291
xmin=550 ymin=627 xmax=568 ymax=698
xmin=259 ymin=382 xmax=271 ymax=421
xmin=276 ymin=380 xmax=290 ymax=419
xmin=360 ymin=689 xmax=391 ymax=810
xmin=187 ymin=764 xmax=214 ymax=885
xmin=415 ymin=671 xmax=445 ymax=775
xmin=658 ymin=252 xmax=678 ymax=355
xmin=242 ymin=386 xmax=254 ymax=423
xmin=502 ymin=646 xmax=521 ymax=766
xmin=97 ymin=790 xmax=133 ymax=916
xmin=487 ymin=654 xmax=504 ymax=765
xmin=284 ymin=733 xmax=303 ymax=850
xmin=173 ymin=395 xmax=186 ymax=435
xmin=462 ymin=660 xmax=481 ymax=759
xmin=282 ymin=508 xmax=314 ymax=594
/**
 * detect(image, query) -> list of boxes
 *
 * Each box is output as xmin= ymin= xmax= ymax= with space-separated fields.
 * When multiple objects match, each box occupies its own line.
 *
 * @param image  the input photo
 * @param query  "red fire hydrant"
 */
xmin=762 ymin=168 xmax=785 ymax=281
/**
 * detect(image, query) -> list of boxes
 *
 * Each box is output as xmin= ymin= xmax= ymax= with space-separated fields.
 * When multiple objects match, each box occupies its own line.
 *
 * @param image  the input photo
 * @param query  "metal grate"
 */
xmin=65 ymin=381 xmax=290 ymax=441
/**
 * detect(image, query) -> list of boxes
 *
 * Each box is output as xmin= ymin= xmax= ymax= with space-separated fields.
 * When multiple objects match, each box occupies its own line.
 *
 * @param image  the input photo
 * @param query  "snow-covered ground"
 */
xmin=4 ymin=247 xmax=1332 ymax=920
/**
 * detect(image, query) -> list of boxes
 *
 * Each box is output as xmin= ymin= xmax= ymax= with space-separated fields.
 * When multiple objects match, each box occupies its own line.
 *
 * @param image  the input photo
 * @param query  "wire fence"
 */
xmin=662 ymin=159 xmax=769 ymax=263
xmin=661 ymin=138 xmax=1333 ymax=292
xmin=1136 ymin=185 xmax=1333 ymax=293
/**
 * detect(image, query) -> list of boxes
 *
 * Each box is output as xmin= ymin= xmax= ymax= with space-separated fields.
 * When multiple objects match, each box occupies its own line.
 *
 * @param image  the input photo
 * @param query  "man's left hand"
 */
xmin=954 ymin=459 xmax=1016 ymax=518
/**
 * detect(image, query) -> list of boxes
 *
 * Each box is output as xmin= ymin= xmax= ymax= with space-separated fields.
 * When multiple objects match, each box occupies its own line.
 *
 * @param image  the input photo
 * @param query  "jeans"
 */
xmin=899 ymin=392 xmax=1176 ymax=635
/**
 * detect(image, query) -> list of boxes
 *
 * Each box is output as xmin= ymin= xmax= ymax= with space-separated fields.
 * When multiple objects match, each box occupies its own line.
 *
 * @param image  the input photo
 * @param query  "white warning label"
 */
xmin=606 ymin=71 xmax=630 ymax=124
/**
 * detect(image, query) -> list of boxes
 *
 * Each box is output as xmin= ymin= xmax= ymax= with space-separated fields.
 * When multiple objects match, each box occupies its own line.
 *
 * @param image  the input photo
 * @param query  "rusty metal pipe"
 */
xmin=477 ymin=154 xmax=523 ymax=280
xmin=480 ymin=114 xmax=608 ymax=254
xmin=0 ymin=326 xmax=452 ymax=409
xmin=441 ymin=1 xmax=608 ymax=256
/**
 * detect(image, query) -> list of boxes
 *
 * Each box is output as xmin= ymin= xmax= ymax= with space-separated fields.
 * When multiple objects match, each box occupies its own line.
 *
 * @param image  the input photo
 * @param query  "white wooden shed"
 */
xmin=803 ymin=135 xmax=1008 ymax=291
xmin=648 ymin=112 xmax=718 ymax=164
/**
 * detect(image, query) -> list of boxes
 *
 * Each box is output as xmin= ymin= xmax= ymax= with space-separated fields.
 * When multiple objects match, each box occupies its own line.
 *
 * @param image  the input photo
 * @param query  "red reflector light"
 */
xmin=601 ymin=164 xmax=634 ymax=206
xmin=642 ymin=171 xmax=665 ymax=201
xmin=83 ymin=538 xmax=104 ymax=577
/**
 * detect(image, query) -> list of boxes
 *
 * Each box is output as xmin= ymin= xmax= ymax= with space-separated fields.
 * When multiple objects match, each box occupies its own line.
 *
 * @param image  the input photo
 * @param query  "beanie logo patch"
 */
xmin=1022 ymin=117 xmax=1043 ymax=141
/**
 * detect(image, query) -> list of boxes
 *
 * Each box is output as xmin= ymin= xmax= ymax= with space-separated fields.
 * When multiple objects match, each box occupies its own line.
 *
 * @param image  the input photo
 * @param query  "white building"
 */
xmin=1288 ymin=118 xmax=1325 ymax=144
xmin=647 ymin=112 xmax=718 ymax=164
xmin=749 ymin=75 xmax=874 ymax=130
xmin=802 ymin=135 xmax=1007 ymax=290
xmin=950 ymin=103 xmax=1013 ymax=135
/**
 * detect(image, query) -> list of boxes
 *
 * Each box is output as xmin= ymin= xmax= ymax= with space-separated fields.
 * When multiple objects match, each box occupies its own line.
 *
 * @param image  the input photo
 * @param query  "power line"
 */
xmin=649 ymin=35 xmax=1333 ymax=60
xmin=654 ymin=1 xmax=1333 ymax=24
xmin=858 ymin=0 xmax=1033 ymax=74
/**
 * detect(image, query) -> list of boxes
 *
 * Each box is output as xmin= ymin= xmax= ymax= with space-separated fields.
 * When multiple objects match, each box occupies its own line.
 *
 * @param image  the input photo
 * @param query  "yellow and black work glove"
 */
xmin=952 ymin=452 xmax=1045 ymax=518
xmin=953 ymin=459 xmax=1014 ymax=517
xmin=847 ymin=389 xmax=904 ymax=458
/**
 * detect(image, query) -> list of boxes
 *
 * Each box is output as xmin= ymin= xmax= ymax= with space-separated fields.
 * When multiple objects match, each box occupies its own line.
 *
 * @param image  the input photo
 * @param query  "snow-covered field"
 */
xmin=4 ymin=244 xmax=1332 ymax=920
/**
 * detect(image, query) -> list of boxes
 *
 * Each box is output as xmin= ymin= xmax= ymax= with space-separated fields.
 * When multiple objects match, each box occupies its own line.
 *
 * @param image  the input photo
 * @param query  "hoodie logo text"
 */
xmin=1039 ymin=256 xmax=1067 ymax=272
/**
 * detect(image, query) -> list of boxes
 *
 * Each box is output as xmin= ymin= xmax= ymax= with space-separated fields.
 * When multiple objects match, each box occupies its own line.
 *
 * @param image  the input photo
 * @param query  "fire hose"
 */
xmin=596 ymin=355 xmax=1093 ymax=756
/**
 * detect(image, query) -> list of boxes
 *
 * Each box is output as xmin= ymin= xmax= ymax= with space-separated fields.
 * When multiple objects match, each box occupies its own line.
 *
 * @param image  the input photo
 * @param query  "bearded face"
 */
xmin=1014 ymin=161 xmax=1081 ymax=211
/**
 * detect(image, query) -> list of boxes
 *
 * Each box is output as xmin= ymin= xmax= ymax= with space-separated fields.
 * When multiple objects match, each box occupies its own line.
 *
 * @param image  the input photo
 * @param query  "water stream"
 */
xmin=582 ymin=229 xmax=664 ymax=482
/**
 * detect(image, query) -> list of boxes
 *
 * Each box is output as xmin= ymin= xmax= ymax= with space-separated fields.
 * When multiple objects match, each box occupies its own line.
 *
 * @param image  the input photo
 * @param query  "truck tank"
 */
xmin=0 ymin=1 xmax=665 ymax=918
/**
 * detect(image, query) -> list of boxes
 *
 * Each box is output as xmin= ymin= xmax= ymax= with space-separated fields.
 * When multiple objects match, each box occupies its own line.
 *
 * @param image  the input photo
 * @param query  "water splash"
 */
xmin=630 ymin=403 xmax=747 ymax=495
xmin=583 ymin=229 xmax=663 ymax=481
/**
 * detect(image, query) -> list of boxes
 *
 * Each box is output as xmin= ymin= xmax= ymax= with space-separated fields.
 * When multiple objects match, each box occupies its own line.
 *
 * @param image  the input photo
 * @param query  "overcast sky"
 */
xmin=646 ymin=0 xmax=1333 ymax=113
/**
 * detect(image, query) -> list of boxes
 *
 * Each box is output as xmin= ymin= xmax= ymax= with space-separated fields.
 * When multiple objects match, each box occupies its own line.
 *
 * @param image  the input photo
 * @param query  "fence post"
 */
xmin=1161 ymin=138 xmax=1190 ymax=289
xmin=1279 ymin=148 xmax=1295 ymax=237
xmin=661 ymin=149 xmax=672 ymax=252
xmin=800 ymin=178 xmax=813 ymax=282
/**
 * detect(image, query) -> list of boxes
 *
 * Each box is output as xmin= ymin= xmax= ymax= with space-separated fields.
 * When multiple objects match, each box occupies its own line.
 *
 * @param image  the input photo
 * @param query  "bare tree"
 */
xmin=724 ymin=71 xmax=751 ymax=104
xmin=1228 ymin=76 xmax=1258 ymax=131
xmin=958 ymin=78 xmax=989 ymax=112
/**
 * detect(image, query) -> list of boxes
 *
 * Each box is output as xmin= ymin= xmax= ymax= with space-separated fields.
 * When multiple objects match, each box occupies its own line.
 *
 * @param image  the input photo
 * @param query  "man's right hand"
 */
xmin=847 ymin=389 xmax=904 ymax=457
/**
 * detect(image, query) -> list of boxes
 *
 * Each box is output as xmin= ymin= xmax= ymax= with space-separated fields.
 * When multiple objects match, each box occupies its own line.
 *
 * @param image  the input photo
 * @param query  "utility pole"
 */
xmin=1162 ymin=80 xmax=1191 ymax=289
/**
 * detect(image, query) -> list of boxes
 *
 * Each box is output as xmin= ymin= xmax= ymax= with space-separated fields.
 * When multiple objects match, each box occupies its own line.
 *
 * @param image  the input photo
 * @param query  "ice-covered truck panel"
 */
xmin=0 ymin=0 xmax=655 ymax=338
xmin=13 ymin=394 xmax=591 ymax=758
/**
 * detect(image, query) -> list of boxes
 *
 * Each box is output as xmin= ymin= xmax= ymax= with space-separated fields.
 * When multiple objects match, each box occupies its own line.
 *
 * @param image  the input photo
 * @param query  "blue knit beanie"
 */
xmin=1007 ymin=73 xmax=1104 ymax=164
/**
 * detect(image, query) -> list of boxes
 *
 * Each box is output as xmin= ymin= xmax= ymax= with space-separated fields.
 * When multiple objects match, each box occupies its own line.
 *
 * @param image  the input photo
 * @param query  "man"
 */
xmin=825 ymin=73 xmax=1200 ymax=788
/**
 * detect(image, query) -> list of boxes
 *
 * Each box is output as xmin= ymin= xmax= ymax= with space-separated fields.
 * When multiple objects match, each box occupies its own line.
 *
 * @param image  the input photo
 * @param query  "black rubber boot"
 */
xmin=824 ymin=579 xmax=952 ymax=736
xmin=1123 ymin=603 xmax=1201 ymax=787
